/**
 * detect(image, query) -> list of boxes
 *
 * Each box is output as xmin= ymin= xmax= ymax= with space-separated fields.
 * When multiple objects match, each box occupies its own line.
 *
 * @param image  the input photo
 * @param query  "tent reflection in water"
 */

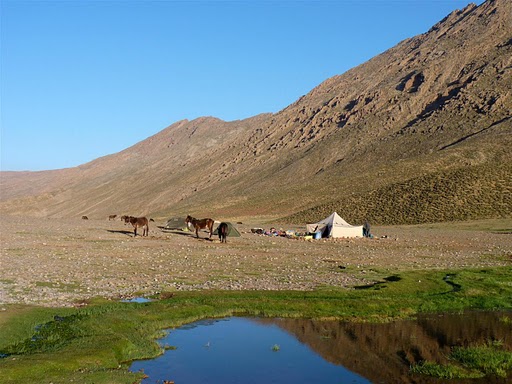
xmin=306 ymin=212 xmax=363 ymax=238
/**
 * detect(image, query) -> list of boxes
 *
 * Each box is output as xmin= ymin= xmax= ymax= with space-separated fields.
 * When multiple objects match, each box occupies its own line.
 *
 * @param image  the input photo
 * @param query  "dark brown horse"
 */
xmin=108 ymin=214 xmax=117 ymax=221
xmin=218 ymin=222 xmax=229 ymax=243
xmin=185 ymin=215 xmax=214 ymax=239
xmin=123 ymin=216 xmax=149 ymax=237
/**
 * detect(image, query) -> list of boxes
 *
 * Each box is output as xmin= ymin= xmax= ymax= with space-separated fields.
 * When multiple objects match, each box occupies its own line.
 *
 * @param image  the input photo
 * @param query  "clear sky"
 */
xmin=1 ymin=0 xmax=483 ymax=172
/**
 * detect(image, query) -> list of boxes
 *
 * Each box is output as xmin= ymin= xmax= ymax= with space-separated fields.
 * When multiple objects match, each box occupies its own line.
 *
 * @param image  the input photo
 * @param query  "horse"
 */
xmin=123 ymin=216 xmax=149 ymax=237
xmin=82 ymin=216 xmax=88 ymax=220
xmin=108 ymin=214 xmax=117 ymax=221
xmin=185 ymin=215 xmax=215 ymax=239
xmin=218 ymin=222 xmax=229 ymax=243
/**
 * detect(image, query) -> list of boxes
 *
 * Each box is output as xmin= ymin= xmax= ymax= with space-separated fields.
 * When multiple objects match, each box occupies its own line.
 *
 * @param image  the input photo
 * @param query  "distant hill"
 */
xmin=1 ymin=0 xmax=511 ymax=225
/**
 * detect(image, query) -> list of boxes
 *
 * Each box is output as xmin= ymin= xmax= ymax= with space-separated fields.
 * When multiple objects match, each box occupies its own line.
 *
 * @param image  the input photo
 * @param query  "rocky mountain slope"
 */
xmin=1 ymin=0 xmax=511 ymax=224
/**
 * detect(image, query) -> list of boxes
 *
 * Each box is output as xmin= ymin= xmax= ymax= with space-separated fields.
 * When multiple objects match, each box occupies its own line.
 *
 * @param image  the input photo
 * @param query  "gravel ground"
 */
xmin=0 ymin=216 xmax=510 ymax=307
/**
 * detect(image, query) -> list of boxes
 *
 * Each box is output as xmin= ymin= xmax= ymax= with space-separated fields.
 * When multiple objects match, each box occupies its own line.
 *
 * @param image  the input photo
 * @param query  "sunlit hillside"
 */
xmin=1 ymin=0 xmax=510 ymax=225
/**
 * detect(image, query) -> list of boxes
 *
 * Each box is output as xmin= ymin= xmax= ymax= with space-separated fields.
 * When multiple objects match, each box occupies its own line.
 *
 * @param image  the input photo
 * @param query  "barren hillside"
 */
xmin=1 ymin=0 xmax=511 ymax=224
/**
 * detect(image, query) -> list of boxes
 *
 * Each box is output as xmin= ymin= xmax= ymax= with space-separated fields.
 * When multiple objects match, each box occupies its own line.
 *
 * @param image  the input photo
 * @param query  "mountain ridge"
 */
xmin=1 ymin=0 xmax=511 ymax=224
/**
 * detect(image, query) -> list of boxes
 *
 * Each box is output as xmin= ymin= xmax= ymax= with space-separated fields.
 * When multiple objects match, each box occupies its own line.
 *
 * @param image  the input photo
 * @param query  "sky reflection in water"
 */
xmin=131 ymin=317 xmax=370 ymax=384
xmin=131 ymin=311 xmax=512 ymax=384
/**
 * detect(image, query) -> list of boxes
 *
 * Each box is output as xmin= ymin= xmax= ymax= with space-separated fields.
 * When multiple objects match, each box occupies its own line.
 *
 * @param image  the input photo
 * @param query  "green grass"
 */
xmin=410 ymin=361 xmax=484 ymax=379
xmin=1 ymin=266 xmax=511 ymax=383
xmin=451 ymin=340 xmax=512 ymax=378
xmin=411 ymin=340 xmax=512 ymax=379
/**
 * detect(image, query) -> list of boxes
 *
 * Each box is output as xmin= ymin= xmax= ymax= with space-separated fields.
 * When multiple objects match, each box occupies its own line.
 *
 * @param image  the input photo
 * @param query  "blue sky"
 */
xmin=1 ymin=0 xmax=483 ymax=171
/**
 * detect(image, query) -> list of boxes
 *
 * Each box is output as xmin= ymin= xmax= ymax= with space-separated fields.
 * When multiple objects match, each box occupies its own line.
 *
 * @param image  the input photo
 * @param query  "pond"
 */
xmin=130 ymin=311 xmax=512 ymax=384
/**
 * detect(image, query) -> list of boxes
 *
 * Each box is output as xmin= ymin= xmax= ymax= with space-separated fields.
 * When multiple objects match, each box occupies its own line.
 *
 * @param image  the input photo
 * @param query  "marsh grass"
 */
xmin=411 ymin=340 xmax=512 ymax=379
xmin=1 ymin=267 xmax=511 ymax=383
xmin=410 ymin=361 xmax=484 ymax=379
xmin=451 ymin=340 xmax=512 ymax=378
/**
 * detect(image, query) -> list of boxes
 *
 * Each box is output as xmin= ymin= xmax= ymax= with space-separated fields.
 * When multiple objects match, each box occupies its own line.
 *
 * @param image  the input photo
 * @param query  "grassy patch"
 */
xmin=451 ymin=340 xmax=512 ymax=377
xmin=410 ymin=361 xmax=484 ymax=379
xmin=411 ymin=340 xmax=512 ymax=379
xmin=1 ymin=267 xmax=511 ymax=383
xmin=0 ymin=305 xmax=75 ymax=351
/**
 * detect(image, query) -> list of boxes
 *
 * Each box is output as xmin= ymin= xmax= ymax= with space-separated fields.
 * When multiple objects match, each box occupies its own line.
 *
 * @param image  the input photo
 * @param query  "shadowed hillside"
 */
xmin=1 ymin=0 xmax=511 ymax=224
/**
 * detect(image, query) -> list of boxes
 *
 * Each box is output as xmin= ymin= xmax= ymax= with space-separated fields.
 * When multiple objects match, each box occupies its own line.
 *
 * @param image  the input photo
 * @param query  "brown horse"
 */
xmin=123 ymin=216 xmax=149 ymax=237
xmin=108 ymin=214 xmax=117 ymax=221
xmin=185 ymin=215 xmax=214 ymax=239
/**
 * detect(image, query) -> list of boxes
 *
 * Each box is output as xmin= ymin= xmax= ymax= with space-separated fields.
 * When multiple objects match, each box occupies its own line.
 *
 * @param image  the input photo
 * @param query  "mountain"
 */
xmin=1 ymin=0 xmax=511 ymax=224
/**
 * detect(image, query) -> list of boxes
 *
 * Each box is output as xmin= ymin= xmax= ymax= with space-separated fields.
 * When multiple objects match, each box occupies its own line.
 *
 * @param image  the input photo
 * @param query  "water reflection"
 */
xmin=131 ymin=317 xmax=371 ymax=384
xmin=121 ymin=297 xmax=152 ymax=303
xmin=131 ymin=311 xmax=511 ymax=384
xmin=260 ymin=311 xmax=511 ymax=384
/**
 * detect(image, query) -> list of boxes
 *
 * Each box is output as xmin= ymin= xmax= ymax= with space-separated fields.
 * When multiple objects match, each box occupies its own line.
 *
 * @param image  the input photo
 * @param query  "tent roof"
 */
xmin=165 ymin=217 xmax=188 ymax=230
xmin=306 ymin=212 xmax=363 ymax=238
xmin=213 ymin=222 xmax=241 ymax=237
xmin=309 ymin=212 xmax=356 ymax=228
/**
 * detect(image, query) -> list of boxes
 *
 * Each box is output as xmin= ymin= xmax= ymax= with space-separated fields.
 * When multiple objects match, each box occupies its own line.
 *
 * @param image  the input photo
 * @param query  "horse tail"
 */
xmin=218 ymin=222 xmax=228 ymax=243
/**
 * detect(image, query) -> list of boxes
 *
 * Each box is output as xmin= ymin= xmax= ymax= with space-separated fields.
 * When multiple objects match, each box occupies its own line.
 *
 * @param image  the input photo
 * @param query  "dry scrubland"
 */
xmin=0 ymin=216 xmax=510 ymax=307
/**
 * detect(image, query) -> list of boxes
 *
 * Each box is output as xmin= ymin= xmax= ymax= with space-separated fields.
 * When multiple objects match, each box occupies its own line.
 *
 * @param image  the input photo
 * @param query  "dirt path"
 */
xmin=0 ymin=216 xmax=510 ymax=307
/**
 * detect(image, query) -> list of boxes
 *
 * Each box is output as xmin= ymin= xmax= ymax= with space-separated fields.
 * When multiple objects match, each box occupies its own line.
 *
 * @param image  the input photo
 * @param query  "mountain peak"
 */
xmin=1 ymin=0 xmax=510 ymax=224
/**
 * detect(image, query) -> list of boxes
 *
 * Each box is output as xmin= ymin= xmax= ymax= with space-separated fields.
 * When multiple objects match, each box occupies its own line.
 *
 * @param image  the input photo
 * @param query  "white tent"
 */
xmin=306 ymin=212 xmax=363 ymax=238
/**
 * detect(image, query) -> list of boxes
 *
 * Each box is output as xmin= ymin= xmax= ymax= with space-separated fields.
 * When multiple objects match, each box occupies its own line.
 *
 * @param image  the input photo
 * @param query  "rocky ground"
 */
xmin=0 ymin=216 xmax=510 ymax=307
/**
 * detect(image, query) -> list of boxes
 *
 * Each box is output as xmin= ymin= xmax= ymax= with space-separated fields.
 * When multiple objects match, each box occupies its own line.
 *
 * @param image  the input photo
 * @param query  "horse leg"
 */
xmin=144 ymin=224 xmax=148 ymax=236
xmin=195 ymin=226 xmax=199 ymax=238
xmin=134 ymin=225 xmax=137 ymax=237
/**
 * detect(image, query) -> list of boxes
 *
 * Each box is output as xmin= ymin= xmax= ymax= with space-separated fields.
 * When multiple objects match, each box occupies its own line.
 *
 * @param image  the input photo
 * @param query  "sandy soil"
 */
xmin=0 ymin=216 xmax=510 ymax=307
